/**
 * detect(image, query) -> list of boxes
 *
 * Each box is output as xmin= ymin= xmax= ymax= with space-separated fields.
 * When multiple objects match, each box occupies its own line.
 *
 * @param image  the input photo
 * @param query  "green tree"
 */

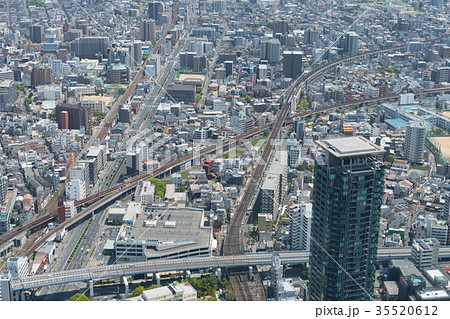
xmin=176 ymin=184 xmax=186 ymax=192
xmin=385 ymin=66 xmax=394 ymax=73
xmin=207 ymin=297 xmax=217 ymax=301
xmin=24 ymin=97 xmax=33 ymax=113
xmin=267 ymin=22 xmax=273 ymax=28
xmin=69 ymin=293 xmax=89 ymax=301
xmin=384 ymin=155 xmax=395 ymax=163
xmin=245 ymin=95 xmax=251 ymax=103
xmin=196 ymin=93 xmax=202 ymax=102
xmin=149 ymin=178 xmax=167 ymax=198
xmin=94 ymin=111 xmax=105 ymax=120
xmin=130 ymin=286 xmax=145 ymax=297
xmin=196 ymin=86 xmax=204 ymax=94
xmin=118 ymin=88 xmax=126 ymax=95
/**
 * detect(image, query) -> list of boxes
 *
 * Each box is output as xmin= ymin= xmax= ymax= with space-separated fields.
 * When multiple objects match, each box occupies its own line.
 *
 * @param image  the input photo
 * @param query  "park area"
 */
xmin=429 ymin=136 xmax=450 ymax=161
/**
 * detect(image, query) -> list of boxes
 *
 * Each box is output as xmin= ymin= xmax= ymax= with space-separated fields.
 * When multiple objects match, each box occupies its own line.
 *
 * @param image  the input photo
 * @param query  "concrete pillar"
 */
xmin=88 ymin=280 xmax=94 ymax=298
xmin=248 ymin=266 xmax=253 ymax=281
xmin=21 ymin=291 xmax=26 ymax=301
xmin=156 ymin=273 xmax=160 ymax=285
xmin=15 ymin=291 xmax=20 ymax=301
xmin=184 ymin=270 xmax=191 ymax=279
xmin=123 ymin=276 xmax=129 ymax=297
xmin=217 ymin=268 xmax=222 ymax=280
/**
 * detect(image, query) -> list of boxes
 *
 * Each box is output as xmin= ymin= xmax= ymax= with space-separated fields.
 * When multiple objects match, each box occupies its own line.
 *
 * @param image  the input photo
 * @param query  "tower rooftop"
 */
xmin=316 ymin=136 xmax=383 ymax=158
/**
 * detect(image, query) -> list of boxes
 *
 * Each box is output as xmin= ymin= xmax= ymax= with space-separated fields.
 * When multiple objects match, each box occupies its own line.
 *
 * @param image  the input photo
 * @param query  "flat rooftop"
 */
xmin=316 ymin=136 xmax=383 ymax=157
xmin=117 ymin=207 xmax=212 ymax=259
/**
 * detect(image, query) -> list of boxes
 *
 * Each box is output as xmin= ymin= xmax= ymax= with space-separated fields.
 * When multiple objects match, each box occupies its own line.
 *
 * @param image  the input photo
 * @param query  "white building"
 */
xmin=66 ymin=179 xmax=86 ymax=200
xmin=426 ymin=216 xmax=448 ymax=245
xmin=37 ymin=84 xmax=62 ymax=101
xmin=141 ymin=282 xmax=197 ymax=301
xmin=6 ymin=257 xmax=29 ymax=278
xmin=271 ymin=255 xmax=283 ymax=300
xmin=289 ymin=203 xmax=312 ymax=250
xmin=135 ymin=181 xmax=155 ymax=205
xmin=399 ymin=93 xmax=415 ymax=105
xmin=64 ymin=200 xmax=77 ymax=219
xmin=411 ymin=238 xmax=439 ymax=270
xmin=404 ymin=121 xmax=426 ymax=164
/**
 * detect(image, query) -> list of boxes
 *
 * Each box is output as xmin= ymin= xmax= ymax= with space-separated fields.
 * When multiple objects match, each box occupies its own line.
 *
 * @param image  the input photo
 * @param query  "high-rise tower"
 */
xmin=309 ymin=136 xmax=384 ymax=301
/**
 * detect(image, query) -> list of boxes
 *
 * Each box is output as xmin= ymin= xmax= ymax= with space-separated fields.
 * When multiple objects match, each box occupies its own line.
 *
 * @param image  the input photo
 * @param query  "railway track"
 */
xmin=2 ymin=43 xmax=448 ymax=257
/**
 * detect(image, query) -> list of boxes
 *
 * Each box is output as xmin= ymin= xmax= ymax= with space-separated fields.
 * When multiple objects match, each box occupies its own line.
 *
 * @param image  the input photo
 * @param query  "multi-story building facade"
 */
xmin=289 ymin=203 xmax=312 ymax=250
xmin=309 ymin=136 xmax=384 ymax=301
xmin=404 ymin=121 xmax=426 ymax=164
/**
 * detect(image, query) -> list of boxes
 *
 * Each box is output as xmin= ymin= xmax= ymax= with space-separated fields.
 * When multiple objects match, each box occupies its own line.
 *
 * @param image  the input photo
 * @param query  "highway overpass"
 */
xmin=9 ymin=247 xmax=450 ymax=292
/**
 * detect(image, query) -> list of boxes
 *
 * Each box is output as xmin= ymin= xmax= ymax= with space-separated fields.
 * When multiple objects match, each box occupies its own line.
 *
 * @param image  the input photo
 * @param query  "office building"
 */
xmin=404 ymin=121 xmax=426 ymax=164
xmin=304 ymin=29 xmax=320 ymax=45
xmin=341 ymin=32 xmax=358 ymax=56
xmin=293 ymin=117 xmax=305 ymax=140
xmin=0 ymin=80 xmax=17 ymax=109
xmin=309 ymin=136 xmax=384 ymax=301
xmin=148 ymin=1 xmax=164 ymax=24
xmin=283 ymin=51 xmax=302 ymax=80
xmin=106 ymin=64 xmax=130 ymax=84
xmin=30 ymin=25 xmax=44 ymax=43
xmin=140 ymin=19 xmax=157 ymax=42
xmin=63 ymin=29 xmax=83 ymax=42
xmin=431 ymin=67 xmax=450 ymax=84
xmin=258 ymin=213 xmax=273 ymax=233
xmin=66 ymin=179 xmax=86 ymax=201
xmin=60 ymin=111 xmax=69 ymax=129
xmin=411 ymin=238 xmax=439 ymax=270
xmin=119 ymin=104 xmax=131 ymax=123
xmin=289 ymin=203 xmax=312 ymax=250
xmin=398 ymin=93 xmax=414 ymax=106
xmin=272 ymin=20 xmax=288 ymax=36
xmin=69 ymin=164 xmax=90 ymax=190
xmin=141 ymin=282 xmax=197 ymax=301
xmin=64 ymin=200 xmax=77 ymax=219
xmin=31 ymin=66 xmax=54 ymax=87
xmin=224 ymin=61 xmax=233 ymax=77
xmin=260 ymin=175 xmax=279 ymax=215
xmin=55 ymin=103 xmax=92 ymax=132
xmin=0 ymin=271 xmax=13 ymax=301
xmin=6 ymin=257 xmax=29 ymax=278
xmin=260 ymin=38 xmax=280 ymax=64
xmin=70 ymin=37 xmax=109 ymax=59
xmin=271 ymin=255 xmax=283 ymax=300
xmin=166 ymin=84 xmax=196 ymax=103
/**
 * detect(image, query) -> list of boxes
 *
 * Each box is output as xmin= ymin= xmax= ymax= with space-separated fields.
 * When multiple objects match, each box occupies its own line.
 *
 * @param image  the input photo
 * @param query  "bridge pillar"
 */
xmin=248 ymin=266 xmax=253 ymax=281
xmin=123 ymin=276 xmax=129 ymax=297
xmin=155 ymin=273 xmax=160 ymax=285
xmin=15 ymin=291 xmax=20 ymax=301
xmin=184 ymin=270 xmax=191 ymax=279
xmin=21 ymin=291 xmax=26 ymax=301
xmin=88 ymin=280 xmax=94 ymax=298
xmin=217 ymin=268 xmax=222 ymax=280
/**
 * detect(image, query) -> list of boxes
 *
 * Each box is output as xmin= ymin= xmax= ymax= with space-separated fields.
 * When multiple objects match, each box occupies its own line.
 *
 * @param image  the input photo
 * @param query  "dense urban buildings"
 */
xmin=0 ymin=0 xmax=450 ymax=303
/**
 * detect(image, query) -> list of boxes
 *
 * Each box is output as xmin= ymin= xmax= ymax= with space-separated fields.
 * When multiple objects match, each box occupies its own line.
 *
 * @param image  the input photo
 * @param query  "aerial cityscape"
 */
xmin=0 ymin=0 xmax=450 ymax=304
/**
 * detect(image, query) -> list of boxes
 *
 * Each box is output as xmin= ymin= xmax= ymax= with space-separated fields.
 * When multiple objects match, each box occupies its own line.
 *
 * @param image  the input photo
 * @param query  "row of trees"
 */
xmin=129 ymin=284 xmax=162 ymax=297
xmin=149 ymin=178 xmax=167 ymax=198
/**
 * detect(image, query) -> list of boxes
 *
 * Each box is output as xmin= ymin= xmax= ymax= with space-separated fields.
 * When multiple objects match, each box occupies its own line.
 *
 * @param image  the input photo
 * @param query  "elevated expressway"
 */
xmin=10 ymin=247 xmax=450 ymax=292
